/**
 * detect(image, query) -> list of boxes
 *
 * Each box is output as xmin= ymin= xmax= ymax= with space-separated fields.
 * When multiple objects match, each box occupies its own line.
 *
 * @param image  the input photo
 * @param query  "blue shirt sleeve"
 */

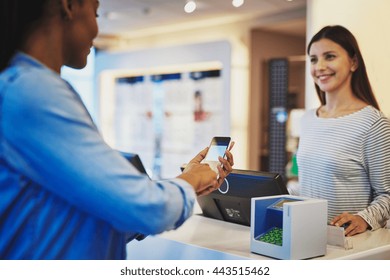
xmin=1 ymin=59 xmax=195 ymax=235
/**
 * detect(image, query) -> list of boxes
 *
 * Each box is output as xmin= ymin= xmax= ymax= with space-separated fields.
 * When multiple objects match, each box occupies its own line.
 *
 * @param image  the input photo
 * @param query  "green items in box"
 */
xmin=256 ymin=227 xmax=283 ymax=246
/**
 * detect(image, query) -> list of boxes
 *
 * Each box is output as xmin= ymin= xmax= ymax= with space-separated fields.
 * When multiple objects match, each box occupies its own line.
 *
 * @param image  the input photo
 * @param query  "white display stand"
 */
xmin=250 ymin=195 xmax=327 ymax=259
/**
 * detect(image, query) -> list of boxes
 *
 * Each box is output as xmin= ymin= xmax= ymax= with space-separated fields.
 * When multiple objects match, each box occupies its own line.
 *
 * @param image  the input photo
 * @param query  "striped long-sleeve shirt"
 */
xmin=297 ymin=106 xmax=390 ymax=230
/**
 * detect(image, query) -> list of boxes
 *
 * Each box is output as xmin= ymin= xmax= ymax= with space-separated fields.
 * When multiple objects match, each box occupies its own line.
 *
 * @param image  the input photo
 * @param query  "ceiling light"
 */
xmin=232 ymin=0 xmax=244 ymax=8
xmin=184 ymin=1 xmax=197 ymax=13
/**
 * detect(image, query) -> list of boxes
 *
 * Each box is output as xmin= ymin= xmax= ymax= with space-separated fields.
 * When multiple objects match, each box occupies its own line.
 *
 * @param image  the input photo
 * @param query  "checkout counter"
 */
xmin=127 ymin=203 xmax=390 ymax=260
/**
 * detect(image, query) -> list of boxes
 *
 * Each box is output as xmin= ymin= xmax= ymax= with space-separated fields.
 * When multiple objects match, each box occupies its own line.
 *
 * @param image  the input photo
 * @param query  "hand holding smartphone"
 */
xmin=201 ymin=136 xmax=232 ymax=175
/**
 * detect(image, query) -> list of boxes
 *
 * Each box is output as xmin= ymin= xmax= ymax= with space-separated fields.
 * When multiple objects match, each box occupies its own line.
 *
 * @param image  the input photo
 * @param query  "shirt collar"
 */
xmin=10 ymin=52 xmax=47 ymax=69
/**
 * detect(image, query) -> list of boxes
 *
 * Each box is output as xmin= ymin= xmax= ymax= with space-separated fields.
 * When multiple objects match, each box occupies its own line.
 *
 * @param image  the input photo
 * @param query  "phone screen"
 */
xmin=202 ymin=137 xmax=231 ymax=173
xmin=204 ymin=143 xmax=229 ymax=161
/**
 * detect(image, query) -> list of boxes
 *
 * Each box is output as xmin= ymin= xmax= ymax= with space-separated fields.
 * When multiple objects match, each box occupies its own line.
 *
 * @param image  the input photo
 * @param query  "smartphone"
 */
xmin=202 ymin=136 xmax=231 ymax=174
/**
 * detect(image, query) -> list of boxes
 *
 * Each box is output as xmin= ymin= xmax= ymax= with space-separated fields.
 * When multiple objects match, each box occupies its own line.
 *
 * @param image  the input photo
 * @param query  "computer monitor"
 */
xmin=197 ymin=169 xmax=288 ymax=226
xmin=119 ymin=151 xmax=148 ymax=176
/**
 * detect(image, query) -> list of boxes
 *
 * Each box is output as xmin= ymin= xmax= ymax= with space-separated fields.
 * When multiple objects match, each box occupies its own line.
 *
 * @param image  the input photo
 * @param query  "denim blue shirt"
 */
xmin=0 ymin=53 xmax=195 ymax=259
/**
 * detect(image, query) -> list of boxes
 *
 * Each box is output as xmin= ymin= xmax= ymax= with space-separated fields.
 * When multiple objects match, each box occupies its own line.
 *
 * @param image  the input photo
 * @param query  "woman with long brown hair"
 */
xmin=297 ymin=25 xmax=390 ymax=236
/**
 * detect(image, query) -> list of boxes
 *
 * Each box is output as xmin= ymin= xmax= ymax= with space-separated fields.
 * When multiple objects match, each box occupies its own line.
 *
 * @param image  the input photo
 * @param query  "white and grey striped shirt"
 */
xmin=297 ymin=106 xmax=390 ymax=230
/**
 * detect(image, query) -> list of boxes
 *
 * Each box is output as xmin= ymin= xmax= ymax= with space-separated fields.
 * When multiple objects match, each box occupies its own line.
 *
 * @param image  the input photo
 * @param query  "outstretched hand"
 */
xmin=178 ymin=142 xmax=235 ymax=196
xmin=216 ymin=141 xmax=235 ymax=186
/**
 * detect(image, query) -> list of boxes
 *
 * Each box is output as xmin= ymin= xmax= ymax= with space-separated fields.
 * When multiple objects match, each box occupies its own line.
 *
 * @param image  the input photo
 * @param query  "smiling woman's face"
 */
xmin=63 ymin=0 xmax=100 ymax=69
xmin=309 ymin=38 xmax=357 ymax=95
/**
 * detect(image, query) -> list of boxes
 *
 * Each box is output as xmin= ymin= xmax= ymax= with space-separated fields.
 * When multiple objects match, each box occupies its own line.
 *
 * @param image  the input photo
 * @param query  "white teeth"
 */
xmin=318 ymin=75 xmax=331 ymax=81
